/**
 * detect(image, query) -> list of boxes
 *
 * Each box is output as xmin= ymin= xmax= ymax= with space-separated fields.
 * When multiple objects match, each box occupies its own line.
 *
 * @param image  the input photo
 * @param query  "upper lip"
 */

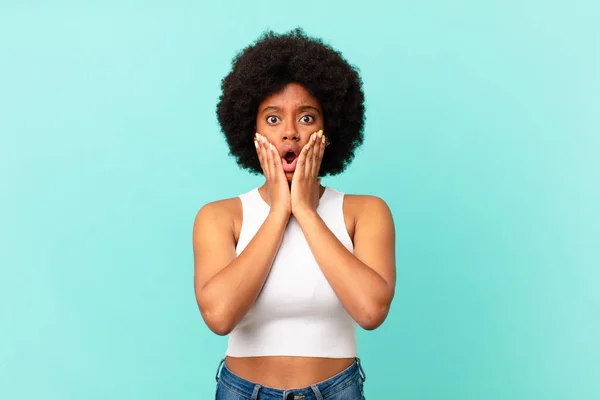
xmin=279 ymin=143 xmax=301 ymax=158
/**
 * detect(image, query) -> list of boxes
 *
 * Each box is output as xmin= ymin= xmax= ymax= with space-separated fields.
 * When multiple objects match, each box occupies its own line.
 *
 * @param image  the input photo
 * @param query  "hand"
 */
xmin=255 ymin=133 xmax=291 ymax=217
xmin=291 ymin=130 xmax=326 ymax=217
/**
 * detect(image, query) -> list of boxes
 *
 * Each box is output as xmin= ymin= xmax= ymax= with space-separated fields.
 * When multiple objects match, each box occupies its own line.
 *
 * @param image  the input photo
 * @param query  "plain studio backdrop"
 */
xmin=1 ymin=1 xmax=598 ymax=399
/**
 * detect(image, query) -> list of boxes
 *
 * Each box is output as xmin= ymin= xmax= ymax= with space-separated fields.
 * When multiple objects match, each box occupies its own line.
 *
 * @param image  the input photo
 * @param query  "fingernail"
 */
xmin=317 ymin=130 xmax=323 ymax=138
xmin=254 ymin=140 xmax=259 ymax=148
xmin=321 ymin=136 xmax=326 ymax=144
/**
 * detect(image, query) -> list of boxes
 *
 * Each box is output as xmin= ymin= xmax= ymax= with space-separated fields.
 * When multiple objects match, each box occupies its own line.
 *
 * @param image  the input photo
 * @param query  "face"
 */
xmin=255 ymin=82 xmax=324 ymax=181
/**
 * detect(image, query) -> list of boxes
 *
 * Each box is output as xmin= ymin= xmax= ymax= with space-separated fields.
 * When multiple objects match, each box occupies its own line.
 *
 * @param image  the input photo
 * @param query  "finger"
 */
xmin=263 ymin=136 xmax=275 ymax=180
xmin=311 ymin=130 xmax=324 ymax=177
xmin=270 ymin=143 xmax=285 ymax=179
xmin=268 ymin=143 xmax=280 ymax=179
xmin=295 ymin=137 xmax=312 ymax=181
xmin=304 ymin=131 xmax=317 ymax=177
xmin=264 ymin=138 xmax=278 ymax=181
xmin=254 ymin=133 xmax=264 ymax=174
xmin=318 ymin=132 xmax=326 ymax=176
xmin=256 ymin=133 xmax=270 ymax=179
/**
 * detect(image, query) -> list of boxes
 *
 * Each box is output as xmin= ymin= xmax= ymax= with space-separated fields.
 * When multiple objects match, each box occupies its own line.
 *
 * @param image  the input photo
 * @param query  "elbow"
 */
xmin=209 ymin=322 xmax=234 ymax=337
xmin=357 ymin=303 xmax=390 ymax=331
xmin=202 ymin=308 xmax=235 ymax=336
xmin=196 ymin=293 xmax=235 ymax=336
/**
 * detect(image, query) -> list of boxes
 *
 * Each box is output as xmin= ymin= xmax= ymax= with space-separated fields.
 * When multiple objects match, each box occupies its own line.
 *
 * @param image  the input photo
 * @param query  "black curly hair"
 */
xmin=216 ymin=28 xmax=366 ymax=176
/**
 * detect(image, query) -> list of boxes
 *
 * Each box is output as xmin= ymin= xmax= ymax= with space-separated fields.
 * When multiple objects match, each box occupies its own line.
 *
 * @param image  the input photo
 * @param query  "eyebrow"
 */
xmin=261 ymin=105 xmax=322 ymax=116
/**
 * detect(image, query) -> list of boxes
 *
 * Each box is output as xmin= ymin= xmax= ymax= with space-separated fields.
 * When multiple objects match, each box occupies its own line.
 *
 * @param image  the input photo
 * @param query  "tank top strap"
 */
xmin=318 ymin=187 xmax=354 ymax=252
xmin=236 ymin=188 xmax=269 ymax=255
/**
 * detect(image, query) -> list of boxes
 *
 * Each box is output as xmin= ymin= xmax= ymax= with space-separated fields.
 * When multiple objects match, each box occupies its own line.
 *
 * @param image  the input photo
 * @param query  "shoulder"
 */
xmin=193 ymin=196 xmax=242 ymax=234
xmin=340 ymin=192 xmax=394 ymax=240
xmin=343 ymin=193 xmax=393 ymax=219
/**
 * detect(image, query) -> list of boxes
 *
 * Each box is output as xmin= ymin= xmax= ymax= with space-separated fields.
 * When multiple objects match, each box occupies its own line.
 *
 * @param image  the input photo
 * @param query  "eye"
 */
xmin=300 ymin=114 xmax=315 ymax=124
xmin=266 ymin=115 xmax=279 ymax=125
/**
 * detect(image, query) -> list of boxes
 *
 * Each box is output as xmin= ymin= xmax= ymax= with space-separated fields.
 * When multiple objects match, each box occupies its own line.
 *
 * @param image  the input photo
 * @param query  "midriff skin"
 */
xmin=224 ymin=356 xmax=355 ymax=388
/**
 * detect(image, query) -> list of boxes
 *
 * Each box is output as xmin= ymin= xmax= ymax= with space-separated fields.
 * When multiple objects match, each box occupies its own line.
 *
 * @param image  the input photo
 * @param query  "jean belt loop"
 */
xmin=310 ymin=384 xmax=324 ymax=400
xmin=356 ymin=357 xmax=366 ymax=382
xmin=215 ymin=358 xmax=225 ymax=382
xmin=251 ymin=384 xmax=262 ymax=400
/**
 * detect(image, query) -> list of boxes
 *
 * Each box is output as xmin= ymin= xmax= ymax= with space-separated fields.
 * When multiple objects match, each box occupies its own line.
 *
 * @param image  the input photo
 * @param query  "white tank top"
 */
xmin=226 ymin=186 xmax=357 ymax=358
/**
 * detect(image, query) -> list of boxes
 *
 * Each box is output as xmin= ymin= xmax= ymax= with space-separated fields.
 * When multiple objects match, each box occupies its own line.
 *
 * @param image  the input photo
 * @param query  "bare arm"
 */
xmin=192 ymin=201 xmax=289 ymax=335
xmin=294 ymin=195 xmax=396 ymax=330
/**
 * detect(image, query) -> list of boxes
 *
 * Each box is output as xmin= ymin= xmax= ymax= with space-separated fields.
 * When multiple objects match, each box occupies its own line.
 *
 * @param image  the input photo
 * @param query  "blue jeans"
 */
xmin=215 ymin=358 xmax=367 ymax=400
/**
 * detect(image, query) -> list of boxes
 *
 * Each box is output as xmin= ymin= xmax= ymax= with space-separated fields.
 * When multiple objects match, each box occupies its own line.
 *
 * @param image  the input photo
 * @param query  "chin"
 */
xmin=285 ymin=172 xmax=294 ymax=183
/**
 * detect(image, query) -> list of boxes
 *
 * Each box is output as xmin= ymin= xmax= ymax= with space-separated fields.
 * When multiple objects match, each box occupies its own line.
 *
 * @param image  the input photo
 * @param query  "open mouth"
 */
xmin=282 ymin=151 xmax=298 ymax=172
xmin=284 ymin=152 xmax=297 ymax=164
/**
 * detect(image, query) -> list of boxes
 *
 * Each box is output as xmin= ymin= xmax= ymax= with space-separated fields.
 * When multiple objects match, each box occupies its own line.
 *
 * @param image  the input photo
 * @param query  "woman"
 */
xmin=193 ymin=28 xmax=396 ymax=400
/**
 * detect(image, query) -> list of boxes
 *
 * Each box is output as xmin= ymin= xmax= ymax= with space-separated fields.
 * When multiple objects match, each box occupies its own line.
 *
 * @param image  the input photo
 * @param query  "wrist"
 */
xmin=268 ymin=208 xmax=291 ymax=223
xmin=292 ymin=206 xmax=318 ymax=221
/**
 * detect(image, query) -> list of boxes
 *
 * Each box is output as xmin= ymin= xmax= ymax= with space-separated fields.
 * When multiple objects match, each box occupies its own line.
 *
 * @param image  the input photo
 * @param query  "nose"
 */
xmin=282 ymin=120 xmax=299 ymax=142
xmin=283 ymin=133 xmax=299 ymax=141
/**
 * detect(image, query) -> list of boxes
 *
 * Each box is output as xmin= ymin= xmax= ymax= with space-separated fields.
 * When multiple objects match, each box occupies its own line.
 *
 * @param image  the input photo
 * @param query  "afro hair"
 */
xmin=216 ymin=28 xmax=366 ymax=176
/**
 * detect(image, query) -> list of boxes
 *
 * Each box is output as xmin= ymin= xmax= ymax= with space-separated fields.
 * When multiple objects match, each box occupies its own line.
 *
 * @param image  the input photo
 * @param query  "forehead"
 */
xmin=259 ymin=83 xmax=320 ymax=108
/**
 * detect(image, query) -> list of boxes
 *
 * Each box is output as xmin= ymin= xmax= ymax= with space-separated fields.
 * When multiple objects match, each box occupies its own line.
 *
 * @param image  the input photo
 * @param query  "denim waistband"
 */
xmin=216 ymin=358 xmax=366 ymax=399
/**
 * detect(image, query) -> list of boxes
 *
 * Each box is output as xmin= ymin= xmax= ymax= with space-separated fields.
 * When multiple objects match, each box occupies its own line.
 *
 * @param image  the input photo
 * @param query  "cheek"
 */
xmin=255 ymin=117 xmax=271 ymax=132
xmin=300 ymin=125 xmax=324 ymax=140
xmin=255 ymin=120 xmax=265 ymax=133
xmin=255 ymin=122 xmax=276 ymax=139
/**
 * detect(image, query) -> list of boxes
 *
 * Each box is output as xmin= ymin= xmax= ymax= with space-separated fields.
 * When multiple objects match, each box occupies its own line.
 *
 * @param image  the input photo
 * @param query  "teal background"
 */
xmin=1 ymin=1 xmax=599 ymax=399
